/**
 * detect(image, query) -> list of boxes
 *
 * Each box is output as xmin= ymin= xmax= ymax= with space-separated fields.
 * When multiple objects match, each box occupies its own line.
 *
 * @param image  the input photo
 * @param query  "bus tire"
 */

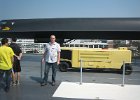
xmin=120 ymin=64 xmax=132 ymax=75
xmin=59 ymin=62 xmax=69 ymax=72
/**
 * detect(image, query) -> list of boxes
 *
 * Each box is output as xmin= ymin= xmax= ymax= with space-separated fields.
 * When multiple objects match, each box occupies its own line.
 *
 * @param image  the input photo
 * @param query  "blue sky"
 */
xmin=0 ymin=0 xmax=140 ymax=20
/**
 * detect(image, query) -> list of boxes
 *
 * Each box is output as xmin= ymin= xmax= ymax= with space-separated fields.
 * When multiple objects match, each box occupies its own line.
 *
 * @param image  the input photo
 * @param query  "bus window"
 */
xmin=89 ymin=45 xmax=93 ymax=48
xmin=94 ymin=45 xmax=98 ymax=48
xmin=80 ymin=44 xmax=83 ymax=47
xmin=99 ymin=45 xmax=103 ymax=48
xmin=75 ymin=44 xmax=79 ymax=47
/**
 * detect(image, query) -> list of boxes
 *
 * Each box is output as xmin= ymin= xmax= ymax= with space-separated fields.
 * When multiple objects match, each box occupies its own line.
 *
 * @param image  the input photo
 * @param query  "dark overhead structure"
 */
xmin=0 ymin=18 xmax=140 ymax=42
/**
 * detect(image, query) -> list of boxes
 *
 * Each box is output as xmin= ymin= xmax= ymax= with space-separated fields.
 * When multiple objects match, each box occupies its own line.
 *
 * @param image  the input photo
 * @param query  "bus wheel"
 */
xmin=59 ymin=62 xmax=69 ymax=72
xmin=120 ymin=64 xmax=132 ymax=75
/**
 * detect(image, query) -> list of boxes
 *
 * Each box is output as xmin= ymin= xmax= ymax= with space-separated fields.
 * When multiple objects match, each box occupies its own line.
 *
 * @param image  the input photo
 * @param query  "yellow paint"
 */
xmin=2 ymin=27 xmax=10 ymax=31
xmin=60 ymin=47 xmax=131 ymax=69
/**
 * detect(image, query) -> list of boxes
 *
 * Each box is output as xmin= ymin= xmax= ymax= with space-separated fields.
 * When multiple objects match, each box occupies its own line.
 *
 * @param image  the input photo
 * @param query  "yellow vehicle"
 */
xmin=59 ymin=47 xmax=132 ymax=75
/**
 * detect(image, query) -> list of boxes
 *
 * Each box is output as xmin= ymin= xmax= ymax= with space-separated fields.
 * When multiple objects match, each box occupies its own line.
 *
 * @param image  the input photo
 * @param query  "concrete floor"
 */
xmin=0 ymin=54 xmax=140 ymax=100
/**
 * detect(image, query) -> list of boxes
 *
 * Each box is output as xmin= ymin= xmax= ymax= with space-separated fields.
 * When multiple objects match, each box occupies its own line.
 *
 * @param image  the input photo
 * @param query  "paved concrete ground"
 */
xmin=0 ymin=54 xmax=140 ymax=100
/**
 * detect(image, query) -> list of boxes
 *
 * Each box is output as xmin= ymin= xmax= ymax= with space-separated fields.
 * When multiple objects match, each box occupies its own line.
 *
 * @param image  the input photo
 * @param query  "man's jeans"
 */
xmin=0 ymin=69 xmax=12 ymax=89
xmin=43 ymin=62 xmax=57 ymax=83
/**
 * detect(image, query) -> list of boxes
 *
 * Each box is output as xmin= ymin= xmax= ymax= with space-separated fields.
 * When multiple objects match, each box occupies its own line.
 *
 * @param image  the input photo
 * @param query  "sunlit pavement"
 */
xmin=0 ymin=54 xmax=140 ymax=100
xmin=53 ymin=82 xmax=140 ymax=100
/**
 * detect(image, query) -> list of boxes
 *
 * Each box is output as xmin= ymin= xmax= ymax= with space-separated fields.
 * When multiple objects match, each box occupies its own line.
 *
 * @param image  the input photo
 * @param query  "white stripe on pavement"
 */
xmin=53 ymin=82 xmax=140 ymax=100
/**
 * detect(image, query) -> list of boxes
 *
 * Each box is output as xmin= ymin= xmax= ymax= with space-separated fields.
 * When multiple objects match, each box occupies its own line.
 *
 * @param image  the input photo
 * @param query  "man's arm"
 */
xmin=57 ymin=44 xmax=61 ymax=65
xmin=10 ymin=48 xmax=14 ymax=65
xmin=57 ymin=52 xmax=60 ymax=65
xmin=18 ymin=46 xmax=23 ymax=60
xmin=42 ymin=51 xmax=46 ymax=63
xmin=18 ymin=53 xmax=22 ymax=60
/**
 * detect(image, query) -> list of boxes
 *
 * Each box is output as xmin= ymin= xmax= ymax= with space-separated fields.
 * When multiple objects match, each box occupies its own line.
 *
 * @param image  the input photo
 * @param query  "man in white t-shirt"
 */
xmin=41 ymin=35 xmax=61 ymax=86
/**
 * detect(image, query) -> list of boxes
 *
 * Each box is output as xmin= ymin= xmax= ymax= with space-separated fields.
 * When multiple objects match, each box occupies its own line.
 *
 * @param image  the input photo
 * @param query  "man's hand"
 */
xmin=14 ymin=55 xmax=21 ymax=60
xmin=42 ymin=58 xmax=45 ymax=63
xmin=57 ymin=61 xmax=60 ymax=65
xmin=17 ymin=56 xmax=21 ymax=60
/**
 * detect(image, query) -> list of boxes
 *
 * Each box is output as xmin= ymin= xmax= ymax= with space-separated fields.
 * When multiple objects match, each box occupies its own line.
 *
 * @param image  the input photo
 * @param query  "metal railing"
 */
xmin=40 ymin=59 xmax=43 ymax=80
xmin=40 ymin=59 xmax=139 ymax=87
xmin=79 ymin=59 xmax=127 ymax=87
xmin=80 ymin=60 xmax=83 ymax=85
xmin=122 ymin=61 xmax=125 ymax=87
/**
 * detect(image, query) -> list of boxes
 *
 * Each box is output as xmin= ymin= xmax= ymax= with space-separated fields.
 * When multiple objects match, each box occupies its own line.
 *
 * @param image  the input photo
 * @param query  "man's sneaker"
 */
xmin=52 ymin=82 xmax=55 ymax=86
xmin=12 ymin=82 xmax=16 ymax=86
xmin=41 ymin=82 xmax=47 ymax=86
xmin=10 ymin=82 xmax=16 ymax=86
xmin=16 ymin=81 xmax=20 ymax=85
xmin=5 ymin=86 xmax=10 ymax=92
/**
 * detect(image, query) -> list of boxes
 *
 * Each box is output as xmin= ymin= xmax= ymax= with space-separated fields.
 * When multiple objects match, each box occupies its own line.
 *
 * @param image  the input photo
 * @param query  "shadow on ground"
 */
xmin=66 ymin=68 xmax=121 ymax=74
xmin=30 ymin=76 xmax=42 ymax=83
